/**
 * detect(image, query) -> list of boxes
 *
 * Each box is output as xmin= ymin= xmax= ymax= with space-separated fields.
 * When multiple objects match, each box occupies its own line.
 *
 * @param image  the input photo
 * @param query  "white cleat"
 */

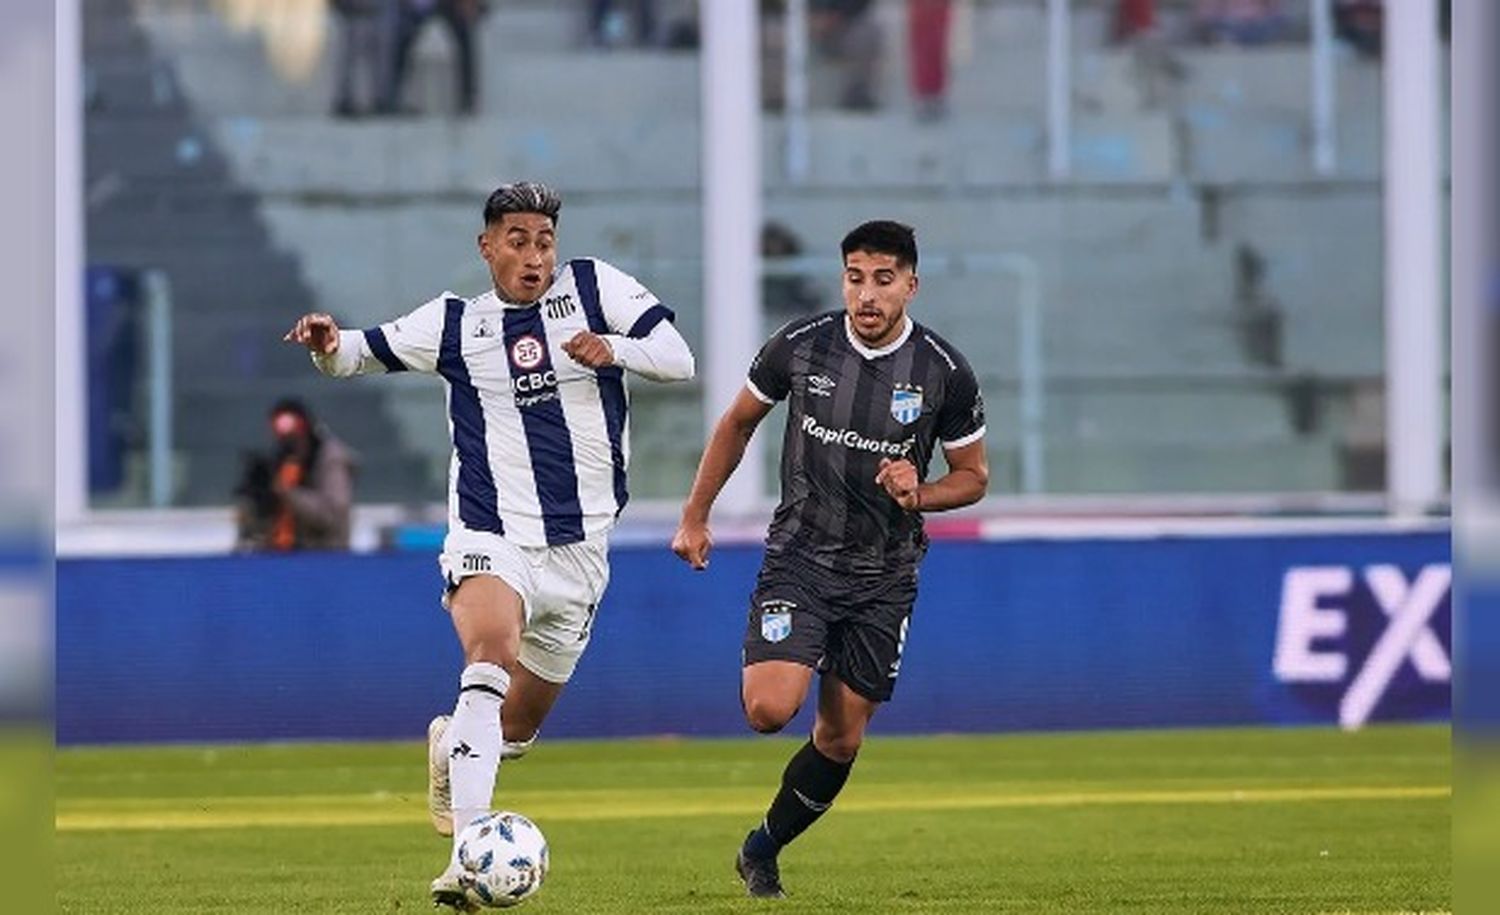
xmin=428 ymin=715 xmax=454 ymax=837
xmin=430 ymin=860 xmax=481 ymax=912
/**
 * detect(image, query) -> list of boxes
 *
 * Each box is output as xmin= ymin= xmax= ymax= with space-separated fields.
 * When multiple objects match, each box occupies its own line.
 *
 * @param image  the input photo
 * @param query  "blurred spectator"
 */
xmin=588 ymin=0 xmax=658 ymax=48
xmin=761 ymin=0 xmax=790 ymax=110
xmin=812 ymin=0 xmax=883 ymax=111
xmin=1112 ymin=0 xmax=1156 ymax=43
xmin=330 ymin=0 xmax=395 ymax=118
xmin=907 ymin=0 xmax=952 ymax=121
xmin=762 ymin=221 xmax=824 ymax=323
xmin=1232 ymin=244 xmax=1284 ymax=369
xmin=234 ymin=399 xmax=355 ymax=552
xmin=380 ymin=0 xmax=485 ymax=117
xmin=1192 ymin=0 xmax=1288 ymax=46
xmin=1334 ymin=0 xmax=1382 ymax=60
xmin=661 ymin=6 xmax=700 ymax=50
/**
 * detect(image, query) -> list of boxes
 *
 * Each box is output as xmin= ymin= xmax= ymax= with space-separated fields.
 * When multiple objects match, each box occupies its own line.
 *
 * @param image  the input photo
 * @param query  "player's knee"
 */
xmin=458 ymin=621 xmax=521 ymax=668
xmin=812 ymin=729 xmax=863 ymax=764
xmin=743 ymin=696 xmax=797 ymax=734
xmin=464 ymin=642 xmax=518 ymax=670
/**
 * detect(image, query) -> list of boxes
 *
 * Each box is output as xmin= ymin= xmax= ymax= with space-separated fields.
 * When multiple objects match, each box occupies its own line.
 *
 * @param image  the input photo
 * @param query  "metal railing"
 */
xmin=141 ymin=270 xmax=175 ymax=508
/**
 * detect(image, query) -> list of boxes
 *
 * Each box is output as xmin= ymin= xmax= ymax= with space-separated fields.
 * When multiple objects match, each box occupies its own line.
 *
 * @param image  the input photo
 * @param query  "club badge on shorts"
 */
xmin=760 ymin=599 xmax=796 ymax=643
xmin=891 ymin=384 xmax=923 ymax=425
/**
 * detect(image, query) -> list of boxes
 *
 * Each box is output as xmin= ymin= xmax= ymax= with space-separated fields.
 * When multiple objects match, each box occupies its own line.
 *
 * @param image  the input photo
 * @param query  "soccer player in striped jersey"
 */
xmin=672 ymin=220 xmax=989 ymax=898
xmin=284 ymin=181 xmax=695 ymax=910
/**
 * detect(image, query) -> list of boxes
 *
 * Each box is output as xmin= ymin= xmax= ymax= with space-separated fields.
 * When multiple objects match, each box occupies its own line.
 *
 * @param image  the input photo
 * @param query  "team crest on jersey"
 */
xmin=543 ymin=294 xmax=576 ymax=320
xmin=890 ymin=384 xmax=924 ymax=425
xmin=760 ymin=599 xmax=796 ymax=643
xmin=510 ymin=335 xmax=546 ymax=370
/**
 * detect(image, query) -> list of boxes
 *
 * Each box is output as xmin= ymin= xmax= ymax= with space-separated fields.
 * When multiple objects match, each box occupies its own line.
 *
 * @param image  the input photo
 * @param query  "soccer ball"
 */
xmin=455 ymin=811 xmax=549 ymax=908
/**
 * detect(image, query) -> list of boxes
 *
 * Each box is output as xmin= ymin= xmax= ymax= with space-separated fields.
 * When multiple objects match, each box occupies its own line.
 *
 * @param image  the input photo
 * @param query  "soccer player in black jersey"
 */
xmin=672 ymin=220 xmax=989 ymax=898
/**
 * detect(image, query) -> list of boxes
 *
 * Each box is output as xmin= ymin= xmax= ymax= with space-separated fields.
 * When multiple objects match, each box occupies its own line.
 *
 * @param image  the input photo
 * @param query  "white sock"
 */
xmin=445 ymin=661 xmax=509 ymax=848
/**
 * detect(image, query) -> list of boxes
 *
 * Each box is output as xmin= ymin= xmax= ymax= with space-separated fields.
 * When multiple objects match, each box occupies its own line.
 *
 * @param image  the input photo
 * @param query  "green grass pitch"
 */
xmin=57 ymin=725 xmax=1449 ymax=913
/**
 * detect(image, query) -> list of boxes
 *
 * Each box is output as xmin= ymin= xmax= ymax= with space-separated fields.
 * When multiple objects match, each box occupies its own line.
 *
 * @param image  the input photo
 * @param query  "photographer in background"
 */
xmin=234 ymin=399 xmax=356 ymax=551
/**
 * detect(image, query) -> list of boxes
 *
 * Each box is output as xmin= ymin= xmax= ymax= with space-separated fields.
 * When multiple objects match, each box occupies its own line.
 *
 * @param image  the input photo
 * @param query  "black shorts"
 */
xmin=742 ymin=551 xmax=918 ymax=703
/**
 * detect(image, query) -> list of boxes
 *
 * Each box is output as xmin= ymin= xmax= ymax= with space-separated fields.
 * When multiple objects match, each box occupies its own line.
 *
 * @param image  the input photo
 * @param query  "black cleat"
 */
xmin=735 ymin=848 xmax=787 ymax=899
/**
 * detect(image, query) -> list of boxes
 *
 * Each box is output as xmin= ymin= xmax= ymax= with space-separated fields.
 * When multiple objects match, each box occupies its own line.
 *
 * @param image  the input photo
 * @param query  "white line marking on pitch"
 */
xmin=55 ymin=784 xmax=1450 ymax=832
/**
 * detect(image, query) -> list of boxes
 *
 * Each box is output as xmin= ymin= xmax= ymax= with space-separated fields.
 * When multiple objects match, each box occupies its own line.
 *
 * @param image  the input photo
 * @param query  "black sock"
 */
xmin=746 ymin=740 xmax=854 ymax=858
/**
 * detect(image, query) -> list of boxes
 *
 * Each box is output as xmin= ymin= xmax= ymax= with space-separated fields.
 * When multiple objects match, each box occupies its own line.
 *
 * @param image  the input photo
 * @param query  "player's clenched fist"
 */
xmin=283 ymin=313 xmax=341 ymax=355
xmin=562 ymin=331 xmax=615 ymax=368
xmin=671 ymin=520 xmax=713 ymax=571
xmin=875 ymin=457 xmax=921 ymax=511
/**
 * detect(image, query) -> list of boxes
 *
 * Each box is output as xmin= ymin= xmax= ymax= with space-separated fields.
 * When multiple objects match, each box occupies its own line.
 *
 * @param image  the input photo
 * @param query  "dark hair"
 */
xmin=840 ymin=220 xmax=918 ymax=270
xmin=483 ymin=181 xmax=562 ymax=227
xmin=268 ymin=397 xmax=322 ymax=464
xmin=269 ymin=397 xmax=313 ymax=424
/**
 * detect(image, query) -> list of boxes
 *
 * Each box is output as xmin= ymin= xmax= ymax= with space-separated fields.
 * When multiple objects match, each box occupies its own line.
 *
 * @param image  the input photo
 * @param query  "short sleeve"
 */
xmin=363 ymin=295 xmax=447 ymax=374
xmin=937 ymin=356 xmax=986 ymax=448
xmin=746 ymin=327 xmax=796 ymax=404
xmin=593 ymin=260 xmax=675 ymax=339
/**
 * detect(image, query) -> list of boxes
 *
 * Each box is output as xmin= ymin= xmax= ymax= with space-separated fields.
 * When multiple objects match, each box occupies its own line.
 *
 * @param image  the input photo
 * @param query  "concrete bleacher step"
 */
xmin=176 ymin=383 xmax=412 ymax=446
xmin=85 ymin=119 xmax=239 ymax=180
xmin=1178 ymin=48 xmax=1382 ymax=113
xmin=87 ymin=189 xmax=274 ymax=249
xmin=1175 ymin=46 xmax=1387 ymax=182
xmin=1033 ymin=384 xmax=1297 ymax=441
xmin=765 ymin=193 xmax=1203 ymax=251
xmin=1038 ymin=436 xmax=1341 ymax=494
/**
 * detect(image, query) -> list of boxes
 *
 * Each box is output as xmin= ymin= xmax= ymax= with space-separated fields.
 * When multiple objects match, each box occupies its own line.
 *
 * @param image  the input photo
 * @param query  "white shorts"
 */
xmin=438 ymin=529 xmax=611 ymax=684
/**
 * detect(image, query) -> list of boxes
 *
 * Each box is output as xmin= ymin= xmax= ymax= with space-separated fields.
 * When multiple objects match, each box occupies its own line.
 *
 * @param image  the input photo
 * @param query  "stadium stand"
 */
xmin=83 ymin=0 xmax=1423 ymax=503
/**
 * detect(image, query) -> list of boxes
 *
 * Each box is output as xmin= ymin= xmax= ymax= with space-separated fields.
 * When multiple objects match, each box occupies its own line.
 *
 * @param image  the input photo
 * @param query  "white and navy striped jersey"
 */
xmin=314 ymin=258 xmax=694 ymax=546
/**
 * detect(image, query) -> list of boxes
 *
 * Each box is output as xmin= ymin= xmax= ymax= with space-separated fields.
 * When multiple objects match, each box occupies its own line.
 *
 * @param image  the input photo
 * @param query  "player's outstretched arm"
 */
xmin=284 ymin=312 xmax=364 ymax=378
xmin=672 ymin=388 xmax=772 ymax=570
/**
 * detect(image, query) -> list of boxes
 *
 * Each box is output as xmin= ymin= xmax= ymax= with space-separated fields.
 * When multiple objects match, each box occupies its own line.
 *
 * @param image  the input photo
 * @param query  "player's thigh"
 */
xmin=516 ymin=537 xmax=609 ymax=685
xmin=822 ymin=576 xmax=917 ymax=706
xmin=741 ymin=558 xmax=833 ymax=726
xmin=742 ymin=556 xmax=829 ymax=673
xmin=448 ymin=576 xmax=526 ymax=666
xmin=439 ymin=530 xmax=536 ymax=665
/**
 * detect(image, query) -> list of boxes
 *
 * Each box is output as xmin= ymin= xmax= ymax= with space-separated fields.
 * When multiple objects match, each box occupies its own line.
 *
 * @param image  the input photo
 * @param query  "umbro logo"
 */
xmin=807 ymin=375 xmax=836 ymax=397
xmin=450 ymin=741 xmax=479 ymax=760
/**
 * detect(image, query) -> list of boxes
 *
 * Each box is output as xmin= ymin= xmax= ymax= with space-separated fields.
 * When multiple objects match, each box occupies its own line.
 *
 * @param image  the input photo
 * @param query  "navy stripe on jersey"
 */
xmin=363 ymin=327 xmax=407 ymax=373
xmin=574 ymin=259 xmax=630 ymax=512
xmin=501 ymin=306 xmax=585 ymax=545
xmin=437 ymin=298 xmax=502 ymax=533
xmin=627 ymin=304 xmax=675 ymax=339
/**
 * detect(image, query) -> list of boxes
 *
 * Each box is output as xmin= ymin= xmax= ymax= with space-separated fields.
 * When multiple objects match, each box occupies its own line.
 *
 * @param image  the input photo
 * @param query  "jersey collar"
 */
xmin=843 ymin=313 xmax=912 ymax=360
xmin=491 ymin=289 xmax=540 ymax=310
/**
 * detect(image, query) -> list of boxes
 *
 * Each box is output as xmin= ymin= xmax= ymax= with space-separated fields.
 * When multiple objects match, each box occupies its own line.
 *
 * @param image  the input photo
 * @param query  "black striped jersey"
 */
xmin=746 ymin=311 xmax=986 ymax=575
